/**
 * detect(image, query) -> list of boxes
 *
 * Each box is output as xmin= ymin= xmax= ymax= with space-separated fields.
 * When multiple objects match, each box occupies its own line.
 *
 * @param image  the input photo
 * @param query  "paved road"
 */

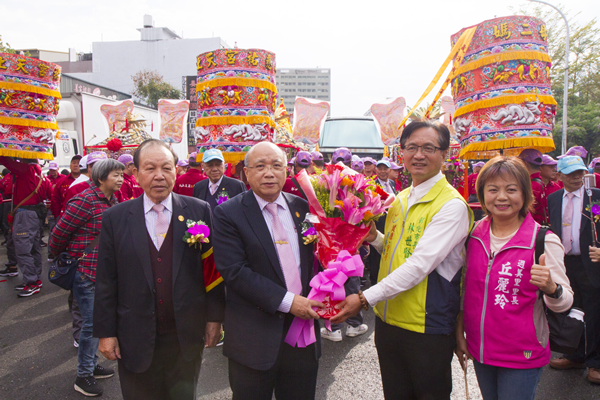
xmin=0 ymin=233 xmax=599 ymax=399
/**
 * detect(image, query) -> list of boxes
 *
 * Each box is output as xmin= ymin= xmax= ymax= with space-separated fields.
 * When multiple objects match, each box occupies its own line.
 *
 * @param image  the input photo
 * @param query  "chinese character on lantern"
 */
xmin=38 ymin=64 xmax=49 ymax=78
xmin=225 ymin=50 xmax=237 ymax=65
xmin=520 ymin=23 xmax=533 ymax=36
xmin=16 ymin=59 xmax=28 ymax=74
xmin=265 ymin=54 xmax=273 ymax=71
xmin=205 ymin=52 xmax=217 ymax=68
xmin=539 ymin=24 xmax=548 ymax=41
xmin=493 ymin=23 xmax=512 ymax=40
xmin=247 ymin=52 xmax=259 ymax=66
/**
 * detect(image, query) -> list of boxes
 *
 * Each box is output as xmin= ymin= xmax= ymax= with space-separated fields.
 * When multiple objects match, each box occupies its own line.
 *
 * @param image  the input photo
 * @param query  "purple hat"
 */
xmin=362 ymin=157 xmax=376 ymax=165
xmin=189 ymin=152 xmax=198 ymax=163
xmin=352 ymin=159 xmax=364 ymax=171
xmin=473 ymin=161 xmax=485 ymax=168
xmin=117 ymin=154 xmax=134 ymax=165
xmin=541 ymin=155 xmax=557 ymax=166
xmin=288 ymin=157 xmax=296 ymax=166
xmin=557 ymin=146 xmax=588 ymax=159
xmin=177 ymin=159 xmax=189 ymax=167
xmin=332 ymin=147 xmax=352 ymax=164
xmin=87 ymin=151 xmax=108 ymax=165
xmin=518 ymin=149 xmax=543 ymax=166
xmin=390 ymin=162 xmax=401 ymax=170
xmin=589 ymin=157 xmax=600 ymax=170
xmin=311 ymin=151 xmax=323 ymax=162
xmin=48 ymin=161 xmax=59 ymax=170
xmin=295 ymin=151 xmax=312 ymax=168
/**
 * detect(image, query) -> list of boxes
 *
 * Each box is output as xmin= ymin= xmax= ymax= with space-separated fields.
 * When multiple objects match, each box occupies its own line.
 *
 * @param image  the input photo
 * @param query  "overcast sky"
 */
xmin=2 ymin=0 xmax=598 ymax=116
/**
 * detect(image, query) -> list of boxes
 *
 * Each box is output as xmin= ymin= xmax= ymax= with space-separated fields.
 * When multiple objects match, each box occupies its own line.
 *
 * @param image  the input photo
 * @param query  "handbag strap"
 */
xmin=77 ymin=235 xmax=101 ymax=261
xmin=11 ymin=173 xmax=43 ymax=215
xmin=536 ymin=226 xmax=548 ymax=300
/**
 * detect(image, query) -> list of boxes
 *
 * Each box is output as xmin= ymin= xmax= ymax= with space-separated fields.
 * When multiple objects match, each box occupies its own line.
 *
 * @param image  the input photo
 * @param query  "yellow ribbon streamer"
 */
xmin=398 ymin=26 xmax=477 ymax=129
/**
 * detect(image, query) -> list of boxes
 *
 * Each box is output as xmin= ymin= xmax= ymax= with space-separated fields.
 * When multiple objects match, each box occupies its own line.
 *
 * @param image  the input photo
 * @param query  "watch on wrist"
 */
xmin=547 ymin=283 xmax=563 ymax=299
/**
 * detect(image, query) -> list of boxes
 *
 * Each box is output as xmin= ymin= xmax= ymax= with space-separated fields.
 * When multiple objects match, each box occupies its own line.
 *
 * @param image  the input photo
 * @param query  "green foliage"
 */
xmin=514 ymin=3 xmax=600 ymax=158
xmin=0 ymin=35 xmax=17 ymax=54
xmin=131 ymin=70 xmax=183 ymax=109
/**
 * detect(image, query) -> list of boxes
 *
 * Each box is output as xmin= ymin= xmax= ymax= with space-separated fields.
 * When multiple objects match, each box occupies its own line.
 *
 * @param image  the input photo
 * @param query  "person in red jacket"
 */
xmin=51 ymin=155 xmax=82 ymax=220
xmin=519 ymin=149 xmax=548 ymax=225
xmin=116 ymin=154 xmax=143 ymax=201
xmin=589 ymin=157 xmax=600 ymax=188
xmin=282 ymin=151 xmax=312 ymax=199
xmin=0 ymin=171 xmax=18 ymax=272
xmin=0 ymin=156 xmax=52 ymax=296
xmin=173 ymin=152 xmax=207 ymax=196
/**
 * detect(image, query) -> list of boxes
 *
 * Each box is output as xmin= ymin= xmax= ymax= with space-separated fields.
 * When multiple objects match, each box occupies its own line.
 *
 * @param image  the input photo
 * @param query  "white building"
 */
xmin=276 ymin=68 xmax=331 ymax=114
xmin=60 ymin=15 xmax=229 ymax=101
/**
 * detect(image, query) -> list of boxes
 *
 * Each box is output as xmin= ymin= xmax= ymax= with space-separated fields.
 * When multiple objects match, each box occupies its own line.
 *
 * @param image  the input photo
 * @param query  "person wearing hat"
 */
xmin=176 ymin=159 xmax=189 ymax=176
xmin=541 ymin=154 xmax=561 ymax=197
xmin=62 ymin=152 xmax=109 ymax=215
xmin=311 ymin=151 xmax=324 ymax=170
xmin=557 ymin=145 xmax=588 ymax=160
xmin=282 ymin=151 xmax=312 ymax=199
xmin=362 ymin=157 xmax=377 ymax=178
xmin=389 ymin=162 xmax=403 ymax=192
xmin=375 ymin=159 xmax=397 ymax=195
xmin=51 ymin=155 xmax=82 ymax=220
xmin=589 ymin=157 xmax=600 ymax=188
xmin=467 ymin=162 xmax=485 ymax=202
xmin=173 ymin=152 xmax=208 ymax=197
xmin=331 ymin=147 xmax=352 ymax=167
xmin=518 ymin=149 xmax=548 ymax=225
xmin=547 ymin=156 xmax=600 ymax=384
xmin=193 ymin=149 xmax=246 ymax=211
xmin=0 ymin=156 xmax=52 ymax=297
xmin=352 ymin=158 xmax=364 ymax=173
xmin=117 ymin=154 xmax=144 ymax=201
xmin=47 ymin=161 xmax=61 ymax=186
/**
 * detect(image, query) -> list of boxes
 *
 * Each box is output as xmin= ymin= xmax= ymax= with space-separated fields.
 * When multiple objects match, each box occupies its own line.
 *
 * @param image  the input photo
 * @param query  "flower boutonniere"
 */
xmin=301 ymin=217 xmax=318 ymax=245
xmin=182 ymin=219 xmax=210 ymax=248
xmin=585 ymin=201 xmax=600 ymax=223
xmin=217 ymin=189 xmax=229 ymax=205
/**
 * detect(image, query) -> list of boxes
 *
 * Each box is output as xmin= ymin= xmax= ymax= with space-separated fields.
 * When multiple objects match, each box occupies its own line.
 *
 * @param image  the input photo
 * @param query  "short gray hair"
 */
xmin=92 ymin=159 xmax=125 ymax=187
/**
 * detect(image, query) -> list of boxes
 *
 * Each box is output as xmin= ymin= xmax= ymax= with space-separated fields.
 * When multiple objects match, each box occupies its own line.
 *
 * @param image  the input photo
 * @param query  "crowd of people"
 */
xmin=0 ymin=120 xmax=599 ymax=399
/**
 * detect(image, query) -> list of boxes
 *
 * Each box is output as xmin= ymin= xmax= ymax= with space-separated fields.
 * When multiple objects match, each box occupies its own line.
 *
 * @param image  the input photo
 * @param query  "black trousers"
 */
xmin=375 ymin=317 xmax=455 ymax=400
xmin=118 ymin=333 xmax=202 ymax=400
xmin=228 ymin=315 xmax=318 ymax=400
xmin=564 ymin=255 xmax=600 ymax=368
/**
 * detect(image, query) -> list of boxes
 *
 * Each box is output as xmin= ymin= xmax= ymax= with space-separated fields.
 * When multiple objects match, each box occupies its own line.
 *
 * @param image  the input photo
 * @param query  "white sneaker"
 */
xmin=320 ymin=327 xmax=342 ymax=342
xmin=346 ymin=324 xmax=368 ymax=337
xmin=74 ymin=339 xmax=79 ymax=348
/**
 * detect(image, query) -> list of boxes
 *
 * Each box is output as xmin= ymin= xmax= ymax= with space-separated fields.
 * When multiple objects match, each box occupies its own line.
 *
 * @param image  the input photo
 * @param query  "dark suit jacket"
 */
xmin=192 ymin=175 xmax=246 ymax=202
xmin=548 ymin=188 xmax=600 ymax=287
xmin=93 ymin=194 xmax=225 ymax=373
xmin=212 ymin=190 xmax=321 ymax=371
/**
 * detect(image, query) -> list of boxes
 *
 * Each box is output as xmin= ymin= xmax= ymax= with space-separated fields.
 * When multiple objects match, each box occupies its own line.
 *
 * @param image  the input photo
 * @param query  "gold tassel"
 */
xmin=0 ymin=117 xmax=59 ymax=131
xmin=459 ymin=137 xmax=556 ymax=159
xmin=0 ymin=148 xmax=54 ymax=160
xmin=195 ymin=115 xmax=275 ymax=128
xmin=196 ymin=151 xmax=247 ymax=163
xmin=454 ymin=50 xmax=551 ymax=76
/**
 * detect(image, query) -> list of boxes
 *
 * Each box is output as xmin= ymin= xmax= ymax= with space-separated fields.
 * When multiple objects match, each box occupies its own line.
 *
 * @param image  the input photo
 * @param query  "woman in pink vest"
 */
xmin=456 ymin=156 xmax=573 ymax=400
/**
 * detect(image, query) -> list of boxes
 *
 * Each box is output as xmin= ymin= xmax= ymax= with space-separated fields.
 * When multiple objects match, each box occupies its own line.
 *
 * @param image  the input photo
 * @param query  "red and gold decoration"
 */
xmin=194 ymin=48 xmax=277 ymax=162
xmin=451 ymin=16 xmax=556 ymax=159
xmin=0 ymin=53 xmax=62 ymax=159
xmin=158 ymin=99 xmax=189 ymax=144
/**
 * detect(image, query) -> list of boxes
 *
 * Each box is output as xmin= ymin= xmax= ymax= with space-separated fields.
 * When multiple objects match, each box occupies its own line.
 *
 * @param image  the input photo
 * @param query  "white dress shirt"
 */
xmin=143 ymin=193 xmax=173 ymax=249
xmin=254 ymin=192 xmax=301 ymax=313
xmin=364 ymin=172 xmax=470 ymax=306
xmin=562 ymin=186 xmax=583 ymax=255
xmin=209 ymin=176 xmax=224 ymax=195
xmin=377 ymin=178 xmax=395 ymax=194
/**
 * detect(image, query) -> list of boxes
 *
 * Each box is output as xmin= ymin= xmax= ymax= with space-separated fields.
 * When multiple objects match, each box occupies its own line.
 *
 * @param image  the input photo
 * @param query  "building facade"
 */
xmin=276 ymin=68 xmax=331 ymax=114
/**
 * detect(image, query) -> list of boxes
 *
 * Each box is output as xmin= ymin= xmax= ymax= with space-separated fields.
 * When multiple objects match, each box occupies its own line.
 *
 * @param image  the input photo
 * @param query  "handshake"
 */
xmin=290 ymin=293 xmax=365 ymax=324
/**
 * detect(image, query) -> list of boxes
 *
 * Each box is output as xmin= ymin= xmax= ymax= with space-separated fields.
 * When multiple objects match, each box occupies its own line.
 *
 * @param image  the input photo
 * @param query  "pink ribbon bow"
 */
xmin=284 ymin=250 xmax=364 ymax=348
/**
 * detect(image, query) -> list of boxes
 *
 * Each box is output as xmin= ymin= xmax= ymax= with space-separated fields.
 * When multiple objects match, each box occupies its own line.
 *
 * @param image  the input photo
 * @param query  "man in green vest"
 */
xmin=332 ymin=120 xmax=473 ymax=399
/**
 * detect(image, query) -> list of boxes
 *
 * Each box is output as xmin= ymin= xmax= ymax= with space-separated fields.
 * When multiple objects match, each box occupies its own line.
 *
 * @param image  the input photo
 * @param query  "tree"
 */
xmin=514 ymin=3 xmax=600 ymax=158
xmin=0 ymin=35 xmax=17 ymax=54
xmin=131 ymin=70 xmax=183 ymax=109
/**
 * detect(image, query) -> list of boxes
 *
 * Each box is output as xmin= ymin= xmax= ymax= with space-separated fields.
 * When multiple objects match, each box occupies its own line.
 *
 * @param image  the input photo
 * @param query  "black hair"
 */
xmin=133 ymin=139 xmax=178 ymax=169
xmin=400 ymin=120 xmax=450 ymax=151
xmin=60 ymin=169 xmax=70 ymax=175
xmin=189 ymin=161 xmax=201 ymax=168
xmin=2 ymin=168 xmax=8 ymax=175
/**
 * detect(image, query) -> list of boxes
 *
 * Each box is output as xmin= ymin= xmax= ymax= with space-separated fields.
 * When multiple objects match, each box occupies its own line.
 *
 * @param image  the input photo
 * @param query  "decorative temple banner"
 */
xmin=370 ymin=97 xmax=406 ymax=146
xmin=292 ymin=97 xmax=330 ymax=145
xmin=0 ymin=53 xmax=62 ymax=159
xmin=158 ymin=99 xmax=189 ymax=143
xmin=451 ymin=15 xmax=556 ymax=159
xmin=194 ymin=48 xmax=277 ymax=162
xmin=100 ymin=99 xmax=134 ymax=134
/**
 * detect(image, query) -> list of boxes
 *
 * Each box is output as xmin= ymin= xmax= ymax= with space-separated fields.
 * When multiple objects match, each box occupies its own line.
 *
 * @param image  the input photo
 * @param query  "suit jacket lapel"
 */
xmin=129 ymin=197 xmax=154 ymax=291
xmin=284 ymin=193 xmax=310 ymax=293
xmin=242 ymin=191 xmax=286 ymax=284
xmin=171 ymin=194 xmax=187 ymax=282
xmin=198 ymin=181 xmax=207 ymax=200
xmin=581 ymin=191 xmax=590 ymax=233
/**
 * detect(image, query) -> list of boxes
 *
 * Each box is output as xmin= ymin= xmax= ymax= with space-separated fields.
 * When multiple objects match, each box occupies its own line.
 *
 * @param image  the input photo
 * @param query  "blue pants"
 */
xmin=73 ymin=271 xmax=99 ymax=377
xmin=473 ymin=359 xmax=542 ymax=400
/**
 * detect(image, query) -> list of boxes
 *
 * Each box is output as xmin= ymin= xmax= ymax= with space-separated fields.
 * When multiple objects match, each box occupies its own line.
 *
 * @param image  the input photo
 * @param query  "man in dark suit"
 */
xmin=547 ymin=155 xmax=600 ymax=384
xmin=212 ymin=142 xmax=324 ymax=400
xmin=93 ymin=139 xmax=225 ymax=400
xmin=375 ymin=159 xmax=398 ymax=195
xmin=193 ymin=148 xmax=246 ymax=210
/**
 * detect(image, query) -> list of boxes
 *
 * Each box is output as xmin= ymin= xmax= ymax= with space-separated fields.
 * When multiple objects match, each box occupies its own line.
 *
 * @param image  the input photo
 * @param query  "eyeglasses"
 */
xmin=402 ymin=145 xmax=442 ymax=155
xmin=247 ymin=163 xmax=286 ymax=173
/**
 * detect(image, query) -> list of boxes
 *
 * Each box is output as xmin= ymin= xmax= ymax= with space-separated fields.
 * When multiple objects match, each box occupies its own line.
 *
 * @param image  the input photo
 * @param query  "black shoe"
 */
xmin=17 ymin=285 xmax=40 ymax=297
xmin=40 ymin=241 xmax=48 ymax=247
xmin=74 ymin=376 xmax=103 ymax=397
xmin=4 ymin=262 xmax=16 ymax=267
xmin=1 ymin=240 xmax=6 ymax=246
xmin=0 ymin=267 xmax=18 ymax=277
xmin=93 ymin=365 xmax=114 ymax=379
xmin=14 ymin=283 xmax=26 ymax=291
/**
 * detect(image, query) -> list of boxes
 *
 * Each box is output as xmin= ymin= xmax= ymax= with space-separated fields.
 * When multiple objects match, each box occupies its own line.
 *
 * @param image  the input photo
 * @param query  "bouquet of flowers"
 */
xmin=443 ymin=155 xmax=465 ymax=190
xmin=285 ymin=163 xmax=394 ymax=347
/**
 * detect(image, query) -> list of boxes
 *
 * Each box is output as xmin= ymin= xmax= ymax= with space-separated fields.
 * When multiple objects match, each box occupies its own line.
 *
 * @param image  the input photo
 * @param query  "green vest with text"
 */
xmin=374 ymin=177 xmax=473 ymax=334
